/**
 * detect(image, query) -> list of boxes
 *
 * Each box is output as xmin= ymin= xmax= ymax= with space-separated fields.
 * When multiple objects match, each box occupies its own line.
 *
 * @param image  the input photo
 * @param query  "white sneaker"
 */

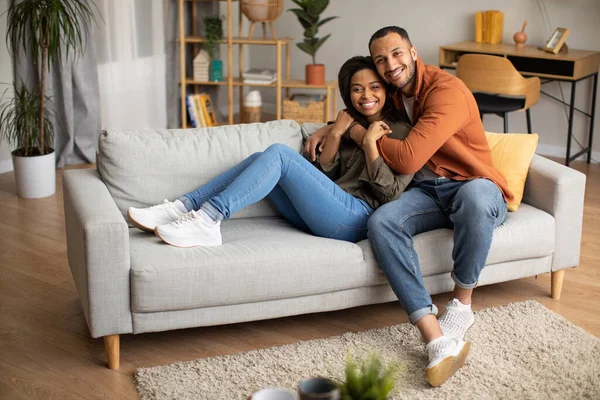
xmin=438 ymin=298 xmax=475 ymax=341
xmin=425 ymin=336 xmax=470 ymax=387
xmin=128 ymin=200 xmax=186 ymax=232
xmin=155 ymin=210 xmax=222 ymax=248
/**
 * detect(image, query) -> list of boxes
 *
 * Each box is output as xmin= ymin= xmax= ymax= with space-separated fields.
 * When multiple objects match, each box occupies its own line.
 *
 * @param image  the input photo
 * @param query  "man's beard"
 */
xmin=391 ymin=59 xmax=415 ymax=91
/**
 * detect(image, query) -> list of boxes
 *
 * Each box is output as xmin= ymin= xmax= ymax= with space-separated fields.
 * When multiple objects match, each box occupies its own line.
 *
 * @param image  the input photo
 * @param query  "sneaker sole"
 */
xmin=127 ymin=209 xmax=155 ymax=233
xmin=425 ymin=341 xmax=471 ymax=387
xmin=155 ymin=228 xmax=222 ymax=248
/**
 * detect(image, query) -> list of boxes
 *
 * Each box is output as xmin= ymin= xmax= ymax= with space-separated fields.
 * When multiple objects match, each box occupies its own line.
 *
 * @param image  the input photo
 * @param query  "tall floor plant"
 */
xmin=3 ymin=0 xmax=97 ymax=156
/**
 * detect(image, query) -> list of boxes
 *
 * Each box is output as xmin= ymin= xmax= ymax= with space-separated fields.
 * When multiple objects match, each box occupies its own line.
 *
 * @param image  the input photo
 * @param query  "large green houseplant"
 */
xmin=0 ymin=0 xmax=96 ymax=198
xmin=288 ymin=0 xmax=338 ymax=85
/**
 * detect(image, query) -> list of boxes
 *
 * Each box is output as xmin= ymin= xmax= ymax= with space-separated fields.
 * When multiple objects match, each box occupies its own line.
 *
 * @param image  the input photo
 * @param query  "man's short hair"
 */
xmin=368 ymin=26 xmax=412 ymax=50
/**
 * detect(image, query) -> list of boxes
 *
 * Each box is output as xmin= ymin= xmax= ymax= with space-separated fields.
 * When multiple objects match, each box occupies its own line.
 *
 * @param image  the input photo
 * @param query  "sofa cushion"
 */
xmin=97 ymin=120 xmax=303 ymax=221
xmin=130 ymin=217 xmax=375 ymax=313
xmin=358 ymin=203 xmax=555 ymax=281
xmin=485 ymin=132 xmax=539 ymax=212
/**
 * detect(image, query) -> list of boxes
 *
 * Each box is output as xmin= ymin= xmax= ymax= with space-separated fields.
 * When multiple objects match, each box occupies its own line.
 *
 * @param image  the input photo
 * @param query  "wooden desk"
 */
xmin=439 ymin=41 xmax=600 ymax=166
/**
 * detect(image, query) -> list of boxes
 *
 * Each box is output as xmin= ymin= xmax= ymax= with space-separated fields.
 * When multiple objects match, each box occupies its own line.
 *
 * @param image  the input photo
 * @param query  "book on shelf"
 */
xmin=186 ymin=95 xmax=200 ymax=127
xmin=197 ymin=93 xmax=218 ymax=127
xmin=475 ymin=10 xmax=503 ymax=44
xmin=243 ymin=77 xmax=278 ymax=85
xmin=242 ymin=68 xmax=277 ymax=84
xmin=242 ymin=68 xmax=276 ymax=80
xmin=186 ymin=93 xmax=217 ymax=127
xmin=193 ymin=94 xmax=207 ymax=127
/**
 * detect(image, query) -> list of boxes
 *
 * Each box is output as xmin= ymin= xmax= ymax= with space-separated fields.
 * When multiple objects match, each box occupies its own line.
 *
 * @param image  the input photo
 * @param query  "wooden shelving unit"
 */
xmin=178 ymin=0 xmax=337 ymax=127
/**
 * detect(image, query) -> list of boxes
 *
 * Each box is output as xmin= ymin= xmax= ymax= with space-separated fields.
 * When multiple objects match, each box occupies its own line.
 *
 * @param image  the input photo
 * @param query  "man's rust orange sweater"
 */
xmin=376 ymin=57 xmax=514 ymax=202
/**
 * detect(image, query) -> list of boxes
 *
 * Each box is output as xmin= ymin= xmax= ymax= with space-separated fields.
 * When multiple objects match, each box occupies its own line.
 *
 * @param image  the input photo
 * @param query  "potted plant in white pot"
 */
xmin=0 ymin=0 xmax=96 ymax=198
xmin=288 ymin=0 xmax=338 ymax=85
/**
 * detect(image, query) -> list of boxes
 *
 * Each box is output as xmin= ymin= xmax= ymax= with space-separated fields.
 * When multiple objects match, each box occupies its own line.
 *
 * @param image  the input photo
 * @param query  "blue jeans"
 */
xmin=367 ymin=177 xmax=507 ymax=324
xmin=179 ymin=143 xmax=373 ymax=243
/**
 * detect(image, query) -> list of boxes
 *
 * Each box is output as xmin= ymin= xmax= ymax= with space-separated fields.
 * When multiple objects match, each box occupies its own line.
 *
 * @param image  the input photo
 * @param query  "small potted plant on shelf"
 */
xmin=204 ymin=15 xmax=224 ymax=82
xmin=0 ymin=0 xmax=96 ymax=198
xmin=337 ymin=353 xmax=402 ymax=400
xmin=288 ymin=0 xmax=338 ymax=85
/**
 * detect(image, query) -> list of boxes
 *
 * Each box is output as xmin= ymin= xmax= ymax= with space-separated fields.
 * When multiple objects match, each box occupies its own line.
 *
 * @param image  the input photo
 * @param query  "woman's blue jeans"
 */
xmin=367 ymin=177 xmax=507 ymax=324
xmin=179 ymin=143 xmax=373 ymax=243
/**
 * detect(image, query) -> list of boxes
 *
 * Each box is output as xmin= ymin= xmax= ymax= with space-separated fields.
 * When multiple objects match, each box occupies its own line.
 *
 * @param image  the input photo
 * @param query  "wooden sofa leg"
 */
xmin=551 ymin=270 xmax=565 ymax=300
xmin=104 ymin=334 xmax=120 ymax=370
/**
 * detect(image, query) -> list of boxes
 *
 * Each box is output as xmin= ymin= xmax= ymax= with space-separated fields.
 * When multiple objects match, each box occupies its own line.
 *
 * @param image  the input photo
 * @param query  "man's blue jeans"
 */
xmin=367 ymin=177 xmax=507 ymax=324
xmin=179 ymin=143 xmax=373 ymax=243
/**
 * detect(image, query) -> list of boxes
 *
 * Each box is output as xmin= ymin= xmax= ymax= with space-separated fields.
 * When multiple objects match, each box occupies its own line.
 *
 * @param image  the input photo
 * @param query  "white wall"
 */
xmin=245 ymin=0 xmax=600 ymax=161
xmin=0 ymin=0 xmax=14 ymax=173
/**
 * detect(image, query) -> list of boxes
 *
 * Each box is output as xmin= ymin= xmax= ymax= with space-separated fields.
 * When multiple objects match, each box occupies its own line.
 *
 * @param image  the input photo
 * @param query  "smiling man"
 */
xmin=367 ymin=26 xmax=513 ymax=387
xmin=305 ymin=26 xmax=514 ymax=387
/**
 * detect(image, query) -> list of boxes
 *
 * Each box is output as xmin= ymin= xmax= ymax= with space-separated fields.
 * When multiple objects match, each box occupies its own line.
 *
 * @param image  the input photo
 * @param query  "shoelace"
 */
xmin=174 ymin=210 xmax=200 ymax=225
xmin=448 ymin=298 xmax=461 ymax=308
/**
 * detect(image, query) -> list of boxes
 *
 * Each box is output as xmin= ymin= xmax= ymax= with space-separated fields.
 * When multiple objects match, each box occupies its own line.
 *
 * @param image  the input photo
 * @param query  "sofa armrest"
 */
xmin=522 ymin=154 xmax=586 ymax=271
xmin=63 ymin=169 xmax=132 ymax=338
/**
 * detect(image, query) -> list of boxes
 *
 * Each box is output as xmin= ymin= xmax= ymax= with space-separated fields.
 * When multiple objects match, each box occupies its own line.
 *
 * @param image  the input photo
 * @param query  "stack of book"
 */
xmin=186 ymin=93 xmax=218 ymax=128
xmin=242 ymin=68 xmax=277 ymax=84
xmin=475 ymin=10 xmax=504 ymax=44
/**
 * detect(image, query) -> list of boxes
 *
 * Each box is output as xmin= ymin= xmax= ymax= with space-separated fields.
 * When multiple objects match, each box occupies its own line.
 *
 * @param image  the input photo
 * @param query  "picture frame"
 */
xmin=539 ymin=27 xmax=570 ymax=54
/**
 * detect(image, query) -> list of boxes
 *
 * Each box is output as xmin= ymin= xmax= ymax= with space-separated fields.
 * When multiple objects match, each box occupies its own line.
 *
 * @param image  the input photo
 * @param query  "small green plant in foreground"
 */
xmin=337 ymin=353 xmax=402 ymax=400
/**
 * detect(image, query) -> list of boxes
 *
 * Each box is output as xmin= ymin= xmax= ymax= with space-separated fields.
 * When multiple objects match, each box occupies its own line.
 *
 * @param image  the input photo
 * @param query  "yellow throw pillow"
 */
xmin=485 ymin=132 xmax=539 ymax=212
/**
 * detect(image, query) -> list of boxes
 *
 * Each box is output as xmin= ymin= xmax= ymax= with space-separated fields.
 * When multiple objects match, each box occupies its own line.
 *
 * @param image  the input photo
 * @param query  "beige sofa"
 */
xmin=62 ymin=120 xmax=586 ymax=369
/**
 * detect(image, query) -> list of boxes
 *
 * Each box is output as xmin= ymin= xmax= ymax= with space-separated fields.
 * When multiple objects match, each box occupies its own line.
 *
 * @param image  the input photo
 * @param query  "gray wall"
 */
xmin=245 ymin=0 xmax=600 ymax=160
xmin=0 ymin=0 xmax=14 ymax=173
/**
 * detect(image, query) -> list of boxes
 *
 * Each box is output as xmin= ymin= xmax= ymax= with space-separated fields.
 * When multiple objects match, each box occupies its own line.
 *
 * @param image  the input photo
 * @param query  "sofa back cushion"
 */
xmin=97 ymin=120 xmax=303 ymax=220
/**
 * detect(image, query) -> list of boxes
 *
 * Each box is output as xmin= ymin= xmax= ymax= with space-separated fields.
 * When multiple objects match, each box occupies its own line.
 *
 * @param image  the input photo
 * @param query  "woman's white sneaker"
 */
xmin=155 ymin=210 xmax=222 ymax=248
xmin=425 ymin=336 xmax=470 ymax=387
xmin=128 ymin=200 xmax=186 ymax=232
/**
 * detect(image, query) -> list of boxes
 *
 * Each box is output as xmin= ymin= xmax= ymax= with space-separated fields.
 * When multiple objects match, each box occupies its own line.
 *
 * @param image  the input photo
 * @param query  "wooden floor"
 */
xmin=1 ymin=158 xmax=599 ymax=399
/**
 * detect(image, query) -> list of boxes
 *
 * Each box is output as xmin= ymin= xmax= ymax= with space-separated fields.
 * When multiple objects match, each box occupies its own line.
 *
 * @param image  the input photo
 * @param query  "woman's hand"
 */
xmin=363 ymin=121 xmax=392 ymax=147
xmin=363 ymin=121 xmax=391 ymax=179
xmin=329 ymin=110 xmax=354 ymax=138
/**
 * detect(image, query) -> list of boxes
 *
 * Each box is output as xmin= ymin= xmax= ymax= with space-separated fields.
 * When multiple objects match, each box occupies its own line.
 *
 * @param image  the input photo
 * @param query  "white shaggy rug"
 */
xmin=135 ymin=301 xmax=600 ymax=399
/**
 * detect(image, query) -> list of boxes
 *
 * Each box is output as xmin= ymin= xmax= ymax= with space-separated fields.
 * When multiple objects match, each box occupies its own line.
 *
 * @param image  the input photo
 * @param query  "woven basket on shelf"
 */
xmin=241 ymin=0 xmax=283 ymax=22
xmin=283 ymin=97 xmax=325 ymax=124
xmin=241 ymin=0 xmax=283 ymax=39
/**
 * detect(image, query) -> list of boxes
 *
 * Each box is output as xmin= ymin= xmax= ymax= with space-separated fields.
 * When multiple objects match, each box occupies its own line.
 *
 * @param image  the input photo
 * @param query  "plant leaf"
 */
xmin=308 ymin=0 xmax=329 ymax=17
xmin=296 ymin=42 xmax=315 ymax=57
xmin=312 ymin=33 xmax=331 ymax=54
xmin=288 ymin=8 xmax=316 ymax=28
xmin=290 ymin=0 xmax=306 ymax=9
xmin=317 ymin=16 xmax=338 ymax=28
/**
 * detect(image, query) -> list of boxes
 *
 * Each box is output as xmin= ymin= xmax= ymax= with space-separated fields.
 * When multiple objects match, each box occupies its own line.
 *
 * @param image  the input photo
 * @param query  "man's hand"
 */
xmin=304 ymin=124 xmax=332 ymax=161
xmin=363 ymin=121 xmax=392 ymax=147
xmin=330 ymin=110 xmax=354 ymax=138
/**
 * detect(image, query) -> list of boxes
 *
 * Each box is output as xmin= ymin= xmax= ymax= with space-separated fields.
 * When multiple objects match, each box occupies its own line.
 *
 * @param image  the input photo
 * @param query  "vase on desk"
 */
xmin=514 ymin=20 xmax=528 ymax=48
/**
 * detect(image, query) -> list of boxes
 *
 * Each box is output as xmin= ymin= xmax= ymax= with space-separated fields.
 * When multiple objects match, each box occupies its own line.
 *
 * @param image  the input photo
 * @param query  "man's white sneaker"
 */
xmin=425 ymin=336 xmax=470 ymax=387
xmin=128 ymin=200 xmax=187 ymax=232
xmin=438 ymin=298 xmax=475 ymax=341
xmin=155 ymin=210 xmax=222 ymax=248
